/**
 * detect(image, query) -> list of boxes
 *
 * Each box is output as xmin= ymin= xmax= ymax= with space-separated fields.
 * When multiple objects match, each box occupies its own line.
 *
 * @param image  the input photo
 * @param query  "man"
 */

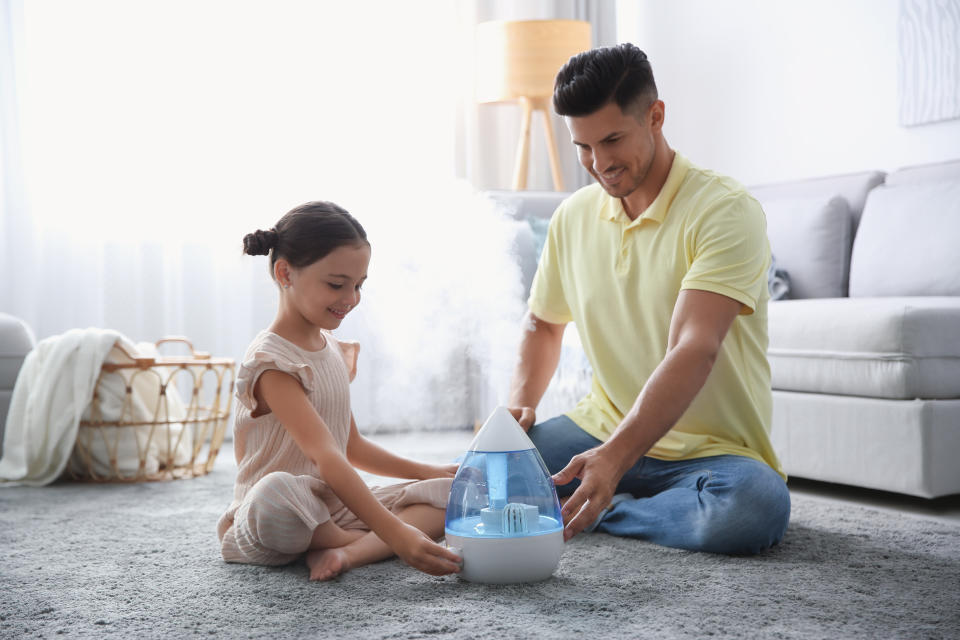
xmin=507 ymin=43 xmax=789 ymax=554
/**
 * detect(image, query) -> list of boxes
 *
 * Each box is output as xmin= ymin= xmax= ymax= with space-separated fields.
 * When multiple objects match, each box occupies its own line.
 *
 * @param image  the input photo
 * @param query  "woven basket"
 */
xmin=70 ymin=337 xmax=235 ymax=482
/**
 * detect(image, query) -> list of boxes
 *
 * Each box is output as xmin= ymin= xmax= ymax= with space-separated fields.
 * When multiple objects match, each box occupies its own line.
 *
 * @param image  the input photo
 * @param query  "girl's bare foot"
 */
xmin=306 ymin=548 xmax=350 ymax=581
xmin=306 ymin=505 xmax=450 ymax=581
xmin=309 ymin=521 xmax=365 ymax=550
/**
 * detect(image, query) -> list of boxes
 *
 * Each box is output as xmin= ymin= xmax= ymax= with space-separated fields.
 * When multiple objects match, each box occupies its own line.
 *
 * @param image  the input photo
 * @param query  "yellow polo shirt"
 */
xmin=528 ymin=152 xmax=783 ymax=478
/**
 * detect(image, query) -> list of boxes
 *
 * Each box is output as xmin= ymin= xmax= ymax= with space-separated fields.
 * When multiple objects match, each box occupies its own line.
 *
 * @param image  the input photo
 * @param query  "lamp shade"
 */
xmin=476 ymin=19 xmax=591 ymax=103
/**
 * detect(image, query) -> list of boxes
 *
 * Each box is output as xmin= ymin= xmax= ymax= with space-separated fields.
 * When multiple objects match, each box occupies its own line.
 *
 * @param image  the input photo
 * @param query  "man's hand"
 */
xmin=552 ymin=445 xmax=626 ymax=541
xmin=507 ymin=406 xmax=536 ymax=430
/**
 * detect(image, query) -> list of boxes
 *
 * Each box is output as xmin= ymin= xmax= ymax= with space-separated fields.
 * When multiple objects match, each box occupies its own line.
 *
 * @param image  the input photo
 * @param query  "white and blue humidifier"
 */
xmin=444 ymin=406 xmax=564 ymax=584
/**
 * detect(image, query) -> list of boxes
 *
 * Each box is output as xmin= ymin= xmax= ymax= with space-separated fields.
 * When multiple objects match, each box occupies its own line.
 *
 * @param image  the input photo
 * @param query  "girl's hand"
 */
xmin=392 ymin=523 xmax=462 ymax=576
xmin=418 ymin=462 xmax=460 ymax=480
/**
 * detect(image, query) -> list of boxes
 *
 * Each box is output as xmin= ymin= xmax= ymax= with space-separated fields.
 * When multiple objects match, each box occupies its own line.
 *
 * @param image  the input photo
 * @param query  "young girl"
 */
xmin=217 ymin=201 xmax=462 ymax=581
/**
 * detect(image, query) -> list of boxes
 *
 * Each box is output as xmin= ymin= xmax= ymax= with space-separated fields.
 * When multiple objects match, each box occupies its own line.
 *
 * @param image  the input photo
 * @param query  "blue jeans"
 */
xmin=528 ymin=415 xmax=791 ymax=555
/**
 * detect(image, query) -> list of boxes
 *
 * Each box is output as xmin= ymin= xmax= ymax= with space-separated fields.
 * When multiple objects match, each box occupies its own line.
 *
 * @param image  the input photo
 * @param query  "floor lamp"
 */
xmin=476 ymin=19 xmax=592 ymax=191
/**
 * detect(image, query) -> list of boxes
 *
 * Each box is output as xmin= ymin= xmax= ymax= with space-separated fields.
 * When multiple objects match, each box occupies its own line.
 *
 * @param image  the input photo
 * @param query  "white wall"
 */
xmin=616 ymin=0 xmax=960 ymax=186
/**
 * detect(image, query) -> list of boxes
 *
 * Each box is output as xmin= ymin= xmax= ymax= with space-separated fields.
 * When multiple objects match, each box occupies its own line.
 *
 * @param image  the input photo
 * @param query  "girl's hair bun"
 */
xmin=242 ymin=229 xmax=279 ymax=256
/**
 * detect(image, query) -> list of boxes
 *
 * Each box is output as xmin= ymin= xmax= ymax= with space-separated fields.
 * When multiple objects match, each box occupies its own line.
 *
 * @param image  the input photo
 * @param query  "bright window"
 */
xmin=18 ymin=0 xmax=461 ymax=243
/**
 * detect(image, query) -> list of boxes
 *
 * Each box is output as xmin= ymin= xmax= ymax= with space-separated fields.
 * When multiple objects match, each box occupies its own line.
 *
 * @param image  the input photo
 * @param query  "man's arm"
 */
xmin=553 ymin=288 xmax=743 ymax=540
xmin=507 ymin=311 xmax=566 ymax=429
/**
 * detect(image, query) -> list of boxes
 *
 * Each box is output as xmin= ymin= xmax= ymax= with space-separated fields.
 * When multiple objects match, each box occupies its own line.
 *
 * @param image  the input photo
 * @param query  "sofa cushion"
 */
xmin=749 ymin=170 xmax=885 ymax=228
xmin=883 ymin=157 xmax=960 ymax=187
xmin=768 ymin=297 xmax=960 ymax=399
xmin=761 ymin=196 xmax=852 ymax=298
xmin=849 ymin=177 xmax=960 ymax=297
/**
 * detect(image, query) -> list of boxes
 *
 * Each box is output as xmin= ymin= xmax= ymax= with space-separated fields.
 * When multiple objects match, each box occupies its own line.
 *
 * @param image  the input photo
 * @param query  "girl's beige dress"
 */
xmin=217 ymin=330 xmax=452 ymax=566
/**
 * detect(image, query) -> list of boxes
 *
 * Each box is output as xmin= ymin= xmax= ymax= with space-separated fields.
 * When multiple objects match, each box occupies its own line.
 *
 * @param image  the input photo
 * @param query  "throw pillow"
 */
xmin=849 ymin=179 xmax=960 ymax=297
xmin=759 ymin=195 xmax=853 ymax=299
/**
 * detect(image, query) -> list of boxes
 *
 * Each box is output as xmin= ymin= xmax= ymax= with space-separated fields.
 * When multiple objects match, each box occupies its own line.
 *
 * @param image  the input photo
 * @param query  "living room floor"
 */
xmin=360 ymin=429 xmax=960 ymax=527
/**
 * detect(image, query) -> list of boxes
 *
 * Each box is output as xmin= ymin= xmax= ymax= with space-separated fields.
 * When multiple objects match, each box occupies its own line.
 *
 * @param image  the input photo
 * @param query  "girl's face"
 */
xmin=282 ymin=243 xmax=370 ymax=331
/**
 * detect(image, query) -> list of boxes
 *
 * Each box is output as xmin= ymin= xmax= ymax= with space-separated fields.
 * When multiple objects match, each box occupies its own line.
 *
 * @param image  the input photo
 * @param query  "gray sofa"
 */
xmin=488 ymin=157 xmax=960 ymax=498
xmin=0 ymin=313 xmax=36 ymax=458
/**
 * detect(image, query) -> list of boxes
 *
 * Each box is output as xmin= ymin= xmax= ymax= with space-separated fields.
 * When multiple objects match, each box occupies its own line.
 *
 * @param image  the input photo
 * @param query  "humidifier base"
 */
xmin=444 ymin=530 xmax=564 ymax=584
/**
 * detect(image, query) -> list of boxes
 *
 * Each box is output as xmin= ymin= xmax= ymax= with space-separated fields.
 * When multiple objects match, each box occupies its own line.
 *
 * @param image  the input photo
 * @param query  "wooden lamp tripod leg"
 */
xmin=512 ymin=97 xmax=566 ymax=192
xmin=538 ymin=97 xmax=566 ymax=192
xmin=512 ymin=97 xmax=534 ymax=190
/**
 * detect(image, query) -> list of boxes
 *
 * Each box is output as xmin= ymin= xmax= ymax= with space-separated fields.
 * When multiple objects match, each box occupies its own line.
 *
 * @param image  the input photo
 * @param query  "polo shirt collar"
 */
xmin=600 ymin=151 xmax=690 ymax=225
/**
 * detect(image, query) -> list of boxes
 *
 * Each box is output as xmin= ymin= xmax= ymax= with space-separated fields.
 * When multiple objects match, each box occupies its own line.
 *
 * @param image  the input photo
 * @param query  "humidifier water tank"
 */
xmin=444 ymin=406 xmax=564 ymax=584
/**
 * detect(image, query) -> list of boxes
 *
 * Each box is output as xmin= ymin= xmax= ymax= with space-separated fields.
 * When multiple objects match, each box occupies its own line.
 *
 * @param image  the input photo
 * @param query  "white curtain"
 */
xmin=1 ymin=0 xmax=33 ymax=318
xmin=1 ymin=0 xmax=615 ymax=433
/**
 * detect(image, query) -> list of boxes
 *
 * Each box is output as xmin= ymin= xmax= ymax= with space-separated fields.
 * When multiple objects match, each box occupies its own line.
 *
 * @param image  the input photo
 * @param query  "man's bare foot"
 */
xmin=306 ymin=548 xmax=350 ymax=581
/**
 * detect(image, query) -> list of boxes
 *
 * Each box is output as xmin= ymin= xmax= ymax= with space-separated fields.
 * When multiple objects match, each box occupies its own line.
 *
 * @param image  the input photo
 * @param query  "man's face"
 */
xmin=565 ymin=100 xmax=659 ymax=200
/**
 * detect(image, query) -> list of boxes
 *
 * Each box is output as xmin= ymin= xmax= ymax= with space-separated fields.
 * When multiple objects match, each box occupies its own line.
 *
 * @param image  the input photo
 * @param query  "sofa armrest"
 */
xmin=0 ymin=313 xmax=37 ymax=457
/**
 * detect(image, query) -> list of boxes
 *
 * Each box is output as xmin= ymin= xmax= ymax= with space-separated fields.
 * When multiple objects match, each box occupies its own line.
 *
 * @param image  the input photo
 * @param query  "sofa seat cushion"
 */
xmin=768 ymin=297 xmax=960 ymax=399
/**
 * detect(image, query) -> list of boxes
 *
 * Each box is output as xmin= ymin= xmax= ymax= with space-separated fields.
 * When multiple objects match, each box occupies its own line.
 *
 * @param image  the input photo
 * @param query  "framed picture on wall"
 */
xmin=898 ymin=0 xmax=960 ymax=126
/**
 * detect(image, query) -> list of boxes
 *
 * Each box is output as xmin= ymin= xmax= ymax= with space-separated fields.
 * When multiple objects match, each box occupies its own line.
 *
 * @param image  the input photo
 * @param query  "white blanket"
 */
xmin=0 ymin=329 xmax=194 ymax=486
xmin=0 ymin=328 xmax=122 ymax=486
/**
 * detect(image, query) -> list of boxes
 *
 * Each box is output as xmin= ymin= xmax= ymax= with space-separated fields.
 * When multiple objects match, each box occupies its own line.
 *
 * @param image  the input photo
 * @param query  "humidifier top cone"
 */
xmin=467 ymin=406 xmax=536 ymax=453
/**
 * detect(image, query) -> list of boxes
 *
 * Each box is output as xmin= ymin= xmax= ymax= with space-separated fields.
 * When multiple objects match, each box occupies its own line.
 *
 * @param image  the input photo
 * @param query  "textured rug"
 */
xmin=2 ymin=435 xmax=959 ymax=640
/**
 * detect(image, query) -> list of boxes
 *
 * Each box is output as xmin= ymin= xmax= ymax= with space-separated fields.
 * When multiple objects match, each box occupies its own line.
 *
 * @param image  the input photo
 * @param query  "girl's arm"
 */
xmin=256 ymin=370 xmax=460 ymax=575
xmin=346 ymin=415 xmax=458 ymax=480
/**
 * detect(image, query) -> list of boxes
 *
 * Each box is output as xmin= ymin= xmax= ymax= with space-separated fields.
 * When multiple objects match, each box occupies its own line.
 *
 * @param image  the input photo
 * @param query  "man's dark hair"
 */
xmin=553 ymin=43 xmax=658 ymax=118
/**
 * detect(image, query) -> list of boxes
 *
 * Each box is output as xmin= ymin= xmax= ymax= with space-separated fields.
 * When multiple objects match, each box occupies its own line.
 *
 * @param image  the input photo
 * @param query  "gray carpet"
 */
xmin=2 ymin=435 xmax=959 ymax=640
